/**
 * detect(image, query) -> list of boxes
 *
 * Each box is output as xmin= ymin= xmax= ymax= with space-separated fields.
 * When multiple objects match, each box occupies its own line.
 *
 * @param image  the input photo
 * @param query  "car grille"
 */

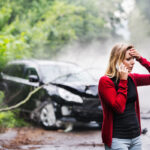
xmin=72 ymin=97 xmax=102 ymax=121
xmin=73 ymin=97 xmax=101 ymax=112
xmin=82 ymin=97 xmax=101 ymax=110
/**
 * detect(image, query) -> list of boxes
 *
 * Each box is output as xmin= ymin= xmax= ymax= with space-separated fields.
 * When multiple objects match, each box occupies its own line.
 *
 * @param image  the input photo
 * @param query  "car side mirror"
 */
xmin=28 ymin=75 xmax=39 ymax=82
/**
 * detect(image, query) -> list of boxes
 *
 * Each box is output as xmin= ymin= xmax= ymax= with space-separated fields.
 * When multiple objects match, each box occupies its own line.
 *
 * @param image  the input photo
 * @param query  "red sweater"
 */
xmin=98 ymin=57 xmax=150 ymax=147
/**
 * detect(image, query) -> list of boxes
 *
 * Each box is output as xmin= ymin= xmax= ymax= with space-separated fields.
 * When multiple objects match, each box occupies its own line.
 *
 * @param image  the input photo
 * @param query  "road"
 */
xmin=0 ymin=119 xmax=150 ymax=150
xmin=0 ymin=125 xmax=104 ymax=150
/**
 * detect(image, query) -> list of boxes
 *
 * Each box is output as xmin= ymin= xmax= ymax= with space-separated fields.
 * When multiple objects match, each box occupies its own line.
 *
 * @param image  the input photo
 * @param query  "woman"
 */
xmin=98 ymin=43 xmax=150 ymax=150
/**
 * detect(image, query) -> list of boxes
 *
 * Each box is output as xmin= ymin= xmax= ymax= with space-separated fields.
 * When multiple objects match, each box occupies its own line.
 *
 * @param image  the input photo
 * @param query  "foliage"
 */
xmin=136 ymin=0 xmax=150 ymax=22
xmin=0 ymin=0 xmax=124 ymax=63
xmin=0 ymin=91 xmax=4 ymax=106
xmin=69 ymin=0 xmax=124 ymax=37
xmin=128 ymin=0 xmax=150 ymax=50
xmin=0 ymin=34 xmax=31 ymax=70
xmin=0 ymin=110 xmax=29 ymax=128
xmin=0 ymin=0 xmax=125 ymax=127
xmin=0 ymin=91 xmax=28 ymax=128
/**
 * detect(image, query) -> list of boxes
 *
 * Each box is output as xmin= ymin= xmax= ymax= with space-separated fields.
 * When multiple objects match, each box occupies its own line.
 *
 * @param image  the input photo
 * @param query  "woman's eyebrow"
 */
xmin=126 ymin=56 xmax=133 ymax=59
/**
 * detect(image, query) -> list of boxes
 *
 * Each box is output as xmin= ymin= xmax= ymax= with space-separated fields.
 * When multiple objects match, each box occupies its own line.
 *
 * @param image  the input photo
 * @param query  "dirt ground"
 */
xmin=0 ymin=125 xmax=104 ymax=150
xmin=0 ymin=118 xmax=150 ymax=150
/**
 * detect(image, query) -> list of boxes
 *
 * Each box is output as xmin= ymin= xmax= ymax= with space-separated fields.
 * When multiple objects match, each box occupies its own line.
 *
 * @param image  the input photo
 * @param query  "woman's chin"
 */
xmin=128 ymin=70 xmax=132 ymax=73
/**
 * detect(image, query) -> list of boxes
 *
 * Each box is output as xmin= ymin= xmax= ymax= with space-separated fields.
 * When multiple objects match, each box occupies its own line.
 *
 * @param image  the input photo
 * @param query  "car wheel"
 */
xmin=40 ymin=103 xmax=59 ymax=129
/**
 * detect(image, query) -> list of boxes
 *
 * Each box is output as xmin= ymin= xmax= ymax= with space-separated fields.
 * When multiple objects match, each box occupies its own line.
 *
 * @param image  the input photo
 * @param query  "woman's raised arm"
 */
xmin=137 ymin=57 xmax=150 ymax=73
xmin=129 ymin=49 xmax=150 ymax=72
xmin=129 ymin=49 xmax=150 ymax=86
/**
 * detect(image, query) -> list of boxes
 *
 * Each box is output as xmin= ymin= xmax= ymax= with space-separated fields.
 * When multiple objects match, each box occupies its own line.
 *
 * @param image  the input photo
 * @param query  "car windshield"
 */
xmin=39 ymin=63 xmax=95 ymax=84
xmin=53 ymin=71 xmax=96 ymax=84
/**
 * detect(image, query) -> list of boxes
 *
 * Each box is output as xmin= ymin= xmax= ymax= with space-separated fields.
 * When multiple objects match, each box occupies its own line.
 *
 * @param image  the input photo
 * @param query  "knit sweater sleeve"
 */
xmin=98 ymin=76 xmax=128 ymax=114
xmin=137 ymin=56 xmax=150 ymax=72
xmin=132 ymin=57 xmax=150 ymax=86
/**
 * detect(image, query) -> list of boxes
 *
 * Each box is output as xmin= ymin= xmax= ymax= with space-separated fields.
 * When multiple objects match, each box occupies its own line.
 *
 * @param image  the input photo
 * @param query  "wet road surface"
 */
xmin=0 ymin=125 xmax=104 ymax=150
xmin=0 ymin=119 xmax=150 ymax=150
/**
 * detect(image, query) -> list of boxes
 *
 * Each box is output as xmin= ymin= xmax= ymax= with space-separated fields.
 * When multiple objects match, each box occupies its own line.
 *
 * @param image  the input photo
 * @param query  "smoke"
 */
xmin=54 ymin=40 xmax=119 ymax=79
xmin=54 ymin=40 xmax=150 ymax=110
xmin=52 ymin=0 xmax=150 ymax=111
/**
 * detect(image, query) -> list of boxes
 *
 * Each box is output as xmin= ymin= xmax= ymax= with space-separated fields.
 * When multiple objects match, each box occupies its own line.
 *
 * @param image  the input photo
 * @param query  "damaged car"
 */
xmin=0 ymin=60 xmax=103 ymax=130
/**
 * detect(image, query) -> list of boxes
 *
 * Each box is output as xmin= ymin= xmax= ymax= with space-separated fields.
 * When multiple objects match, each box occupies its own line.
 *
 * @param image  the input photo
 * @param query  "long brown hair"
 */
xmin=105 ymin=43 xmax=133 ymax=80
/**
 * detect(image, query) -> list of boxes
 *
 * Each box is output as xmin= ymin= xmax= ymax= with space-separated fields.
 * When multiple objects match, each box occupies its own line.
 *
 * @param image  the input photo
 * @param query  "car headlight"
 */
xmin=58 ymin=88 xmax=83 ymax=103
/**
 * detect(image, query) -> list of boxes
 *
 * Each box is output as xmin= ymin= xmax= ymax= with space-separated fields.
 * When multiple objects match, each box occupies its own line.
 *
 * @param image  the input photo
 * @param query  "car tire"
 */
xmin=40 ymin=103 xmax=60 ymax=129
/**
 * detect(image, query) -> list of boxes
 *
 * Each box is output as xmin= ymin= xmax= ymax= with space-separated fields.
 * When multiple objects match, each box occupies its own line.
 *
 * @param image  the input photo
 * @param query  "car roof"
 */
xmin=7 ymin=59 xmax=80 ymax=68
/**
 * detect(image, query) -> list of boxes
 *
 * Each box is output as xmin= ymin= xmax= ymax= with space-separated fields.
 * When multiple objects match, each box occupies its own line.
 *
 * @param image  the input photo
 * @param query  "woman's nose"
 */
xmin=131 ymin=59 xmax=135 ymax=65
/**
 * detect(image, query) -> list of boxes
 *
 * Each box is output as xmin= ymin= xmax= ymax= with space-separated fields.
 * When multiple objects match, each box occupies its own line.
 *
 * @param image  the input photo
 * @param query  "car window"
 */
xmin=25 ymin=68 xmax=39 ymax=79
xmin=3 ymin=65 xmax=13 ymax=75
xmin=39 ymin=64 xmax=82 ymax=83
xmin=3 ymin=64 xmax=25 ymax=78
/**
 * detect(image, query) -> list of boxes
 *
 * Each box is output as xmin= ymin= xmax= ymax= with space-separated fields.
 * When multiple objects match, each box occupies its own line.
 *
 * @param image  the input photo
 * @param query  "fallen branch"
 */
xmin=0 ymin=85 xmax=44 ymax=112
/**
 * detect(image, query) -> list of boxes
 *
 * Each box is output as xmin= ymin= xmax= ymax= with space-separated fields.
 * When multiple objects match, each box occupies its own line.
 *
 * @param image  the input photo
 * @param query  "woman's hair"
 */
xmin=105 ymin=43 xmax=133 ymax=79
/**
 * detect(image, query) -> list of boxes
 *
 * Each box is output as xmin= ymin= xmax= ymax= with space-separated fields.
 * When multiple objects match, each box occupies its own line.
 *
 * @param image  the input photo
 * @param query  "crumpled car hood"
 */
xmin=51 ymin=82 xmax=98 ymax=97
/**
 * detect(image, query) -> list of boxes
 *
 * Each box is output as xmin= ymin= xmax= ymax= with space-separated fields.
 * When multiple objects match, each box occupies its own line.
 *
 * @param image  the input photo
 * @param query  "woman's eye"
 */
xmin=126 ymin=57 xmax=134 ymax=61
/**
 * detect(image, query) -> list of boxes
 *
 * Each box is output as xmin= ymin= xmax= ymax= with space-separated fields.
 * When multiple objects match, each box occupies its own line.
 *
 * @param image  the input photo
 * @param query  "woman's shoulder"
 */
xmin=99 ymin=75 xmax=109 ymax=81
xmin=99 ymin=75 xmax=114 ymax=85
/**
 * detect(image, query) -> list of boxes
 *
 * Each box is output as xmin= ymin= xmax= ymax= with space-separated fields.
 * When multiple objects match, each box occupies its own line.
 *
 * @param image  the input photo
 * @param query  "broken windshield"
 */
xmin=52 ymin=71 xmax=96 ymax=84
xmin=39 ymin=63 xmax=95 ymax=84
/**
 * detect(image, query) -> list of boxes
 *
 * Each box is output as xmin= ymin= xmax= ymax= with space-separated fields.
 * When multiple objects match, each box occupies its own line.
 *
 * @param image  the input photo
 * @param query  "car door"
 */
xmin=1 ymin=63 xmax=26 ymax=106
xmin=20 ymin=66 xmax=41 ymax=110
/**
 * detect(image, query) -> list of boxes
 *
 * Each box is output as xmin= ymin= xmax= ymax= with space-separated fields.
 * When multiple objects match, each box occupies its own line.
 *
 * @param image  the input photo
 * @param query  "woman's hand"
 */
xmin=129 ymin=49 xmax=141 ymax=60
xmin=119 ymin=63 xmax=128 ymax=80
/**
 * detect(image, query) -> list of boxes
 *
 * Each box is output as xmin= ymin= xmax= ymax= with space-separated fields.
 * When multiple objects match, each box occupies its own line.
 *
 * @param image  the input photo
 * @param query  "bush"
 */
xmin=0 ymin=109 xmax=29 ymax=129
xmin=0 ymin=88 xmax=29 ymax=130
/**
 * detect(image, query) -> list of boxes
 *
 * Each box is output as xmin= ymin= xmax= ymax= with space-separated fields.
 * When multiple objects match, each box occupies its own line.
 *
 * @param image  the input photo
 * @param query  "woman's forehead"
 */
xmin=125 ymin=50 xmax=133 ymax=57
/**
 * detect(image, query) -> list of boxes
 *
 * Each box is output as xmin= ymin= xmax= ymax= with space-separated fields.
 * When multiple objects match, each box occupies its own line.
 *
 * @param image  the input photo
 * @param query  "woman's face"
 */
xmin=123 ymin=50 xmax=135 ymax=73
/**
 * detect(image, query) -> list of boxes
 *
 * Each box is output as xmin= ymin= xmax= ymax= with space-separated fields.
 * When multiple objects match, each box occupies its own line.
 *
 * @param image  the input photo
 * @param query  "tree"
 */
xmin=128 ymin=0 xmax=150 ymax=53
xmin=0 ymin=0 xmax=125 ymax=63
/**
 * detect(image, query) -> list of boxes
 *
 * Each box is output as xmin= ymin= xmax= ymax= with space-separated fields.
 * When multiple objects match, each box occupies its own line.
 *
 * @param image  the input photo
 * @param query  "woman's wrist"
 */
xmin=136 ymin=55 xmax=141 ymax=60
xmin=136 ymin=56 xmax=143 ymax=62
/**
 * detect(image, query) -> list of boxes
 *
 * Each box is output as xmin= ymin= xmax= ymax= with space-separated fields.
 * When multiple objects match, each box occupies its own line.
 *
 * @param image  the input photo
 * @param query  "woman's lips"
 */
xmin=129 ymin=67 xmax=133 ymax=71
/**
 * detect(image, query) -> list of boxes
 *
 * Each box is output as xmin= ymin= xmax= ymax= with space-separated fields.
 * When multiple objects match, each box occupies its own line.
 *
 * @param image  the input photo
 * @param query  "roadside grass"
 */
xmin=0 ymin=110 xmax=30 ymax=133
xmin=0 ymin=110 xmax=29 ymax=128
xmin=0 ymin=91 xmax=29 ymax=132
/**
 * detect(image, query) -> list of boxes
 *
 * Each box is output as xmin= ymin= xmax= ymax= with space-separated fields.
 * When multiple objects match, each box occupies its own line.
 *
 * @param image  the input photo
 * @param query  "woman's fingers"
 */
xmin=119 ymin=63 xmax=128 ymax=72
xmin=119 ymin=63 xmax=128 ymax=80
xmin=129 ymin=48 xmax=141 ymax=60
